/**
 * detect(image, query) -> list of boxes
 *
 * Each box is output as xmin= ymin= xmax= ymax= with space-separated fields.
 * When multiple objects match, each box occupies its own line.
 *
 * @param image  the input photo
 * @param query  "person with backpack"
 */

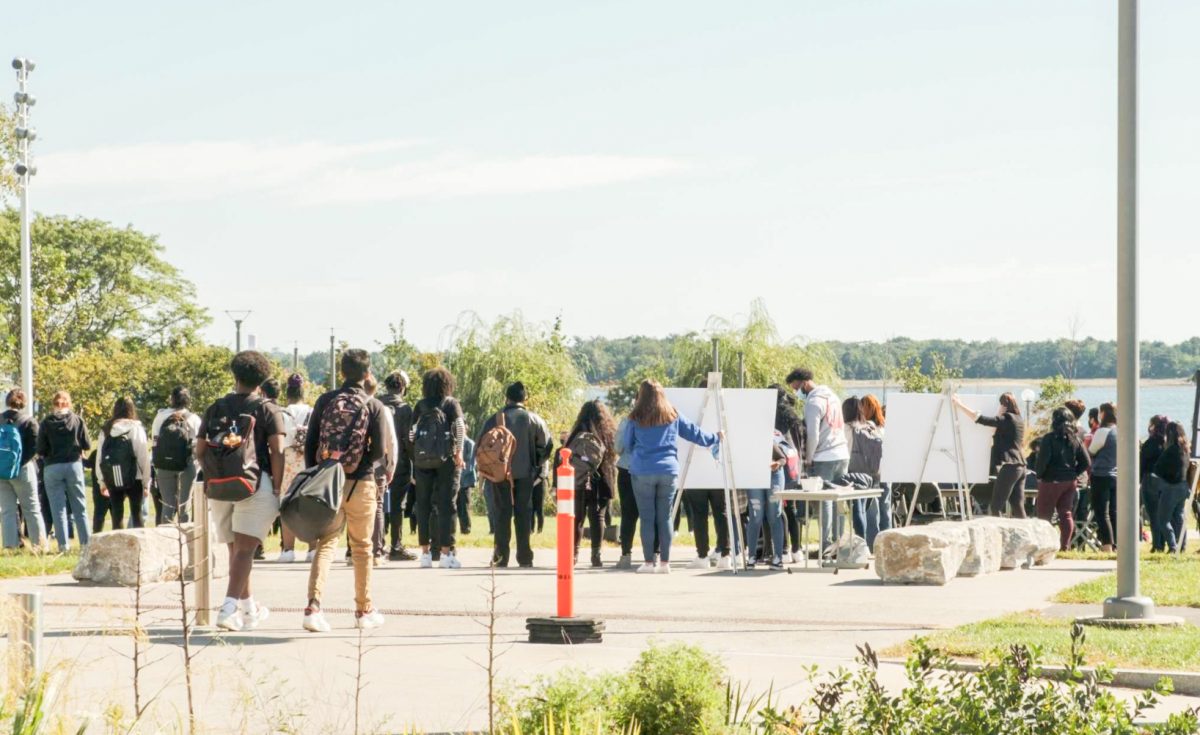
xmin=621 ymin=380 xmax=721 ymax=574
xmin=377 ymin=370 xmax=417 ymax=562
xmin=844 ymin=395 xmax=887 ymax=550
xmin=410 ymin=368 xmax=468 ymax=569
xmin=276 ymin=373 xmax=314 ymax=563
xmin=953 ymin=392 xmax=1027 ymax=520
xmin=0 ymin=389 xmax=46 ymax=549
xmin=150 ymin=387 xmax=203 ymax=524
xmin=87 ymin=449 xmax=115 ymax=534
xmin=458 ymin=431 xmax=477 ymax=535
xmin=1089 ymin=402 xmax=1119 ymax=552
xmin=1034 ymin=407 xmax=1092 ymax=551
xmin=301 ymin=349 xmax=391 ymax=631
xmin=787 ymin=368 xmax=849 ymax=554
xmin=37 ymin=391 xmax=92 ymax=552
xmin=559 ymin=400 xmax=617 ymax=568
xmin=769 ymin=385 xmax=806 ymax=565
xmin=96 ymin=397 xmax=152 ymax=530
xmin=477 ymin=381 xmax=552 ymax=568
xmin=197 ymin=351 xmax=286 ymax=632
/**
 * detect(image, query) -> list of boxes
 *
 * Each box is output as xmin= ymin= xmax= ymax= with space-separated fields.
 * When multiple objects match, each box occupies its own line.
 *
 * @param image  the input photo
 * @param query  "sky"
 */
xmin=12 ymin=1 xmax=1200 ymax=354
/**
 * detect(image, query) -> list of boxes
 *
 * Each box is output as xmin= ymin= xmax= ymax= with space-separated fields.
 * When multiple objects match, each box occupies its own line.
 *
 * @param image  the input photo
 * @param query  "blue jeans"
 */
xmin=744 ymin=471 xmax=785 ymax=563
xmin=811 ymin=459 xmax=848 ymax=550
xmin=44 ymin=461 xmax=89 ymax=550
xmin=1156 ymin=476 xmax=1190 ymax=553
xmin=1142 ymin=480 xmax=1164 ymax=552
xmin=851 ymin=484 xmax=893 ymax=551
xmin=631 ymin=473 xmax=677 ymax=563
xmin=0 ymin=462 xmax=45 ymax=547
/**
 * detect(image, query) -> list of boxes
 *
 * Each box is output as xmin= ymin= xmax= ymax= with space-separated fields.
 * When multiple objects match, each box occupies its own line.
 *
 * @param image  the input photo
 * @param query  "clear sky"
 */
xmin=14 ymin=1 xmax=1200 ymax=354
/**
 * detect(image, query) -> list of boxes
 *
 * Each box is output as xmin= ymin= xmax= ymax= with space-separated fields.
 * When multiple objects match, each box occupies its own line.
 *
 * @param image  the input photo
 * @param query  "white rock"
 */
xmin=1024 ymin=519 xmax=1060 ymax=565
xmin=874 ymin=525 xmax=970 ymax=585
xmin=972 ymin=517 xmax=1041 ymax=569
xmin=73 ymin=527 xmax=186 ymax=586
xmin=931 ymin=520 xmax=1003 ymax=576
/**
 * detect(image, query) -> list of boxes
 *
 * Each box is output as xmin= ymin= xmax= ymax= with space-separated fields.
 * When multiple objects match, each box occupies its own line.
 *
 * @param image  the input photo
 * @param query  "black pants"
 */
xmin=574 ymin=491 xmax=606 ymax=555
xmin=40 ymin=480 xmax=57 ymax=538
xmin=457 ymin=485 xmax=472 ymax=534
xmin=617 ymin=467 xmax=659 ymax=557
xmin=387 ymin=482 xmax=412 ymax=550
xmin=414 ymin=463 xmax=460 ymax=551
xmin=91 ymin=483 xmax=115 ymax=534
xmin=990 ymin=464 xmax=1028 ymax=518
xmin=782 ymin=501 xmax=802 ymax=553
xmin=530 ymin=477 xmax=546 ymax=534
xmin=494 ymin=476 xmax=534 ymax=566
xmin=1091 ymin=475 xmax=1118 ymax=546
xmin=372 ymin=497 xmax=385 ymax=557
xmin=149 ymin=478 xmax=163 ymax=526
xmin=684 ymin=488 xmax=730 ymax=557
xmin=109 ymin=485 xmax=144 ymax=530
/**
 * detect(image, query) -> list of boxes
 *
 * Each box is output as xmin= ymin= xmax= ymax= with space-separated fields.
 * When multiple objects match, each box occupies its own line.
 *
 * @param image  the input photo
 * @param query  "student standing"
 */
xmin=197 ymin=352 xmax=286 ymax=633
xmin=1140 ymin=415 xmax=1169 ymax=552
xmin=151 ymin=387 xmax=203 ymax=524
xmin=1153 ymin=421 xmax=1191 ymax=554
xmin=412 ymin=368 xmax=468 ymax=569
xmin=377 ymin=371 xmax=416 ymax=561
xmin=361 ymin=374 xmax=397 ymax=567
xmin=277 ymin=374 xmax=314 ymax=563
xmin=1089 ymin=402 xmax=1119 ymax=551
xmin=1034 ymin=408 xmax=1092 ymax=551
xmin=561 ymin=400 xmax=617 ymax=568
xmin=479 ymin=381 xmax=552 ymax=568
xmin=850 ymin=393 xmax=889 ymax=549
xmin=302 ymin=349 xmax=390 ymax=631
xmin=786 ymin=368 xmax=849 ymax=553
xmin=613 ymin=415 xmax=646 ymax=569
xmin=37 ymin=391 xmax=92 ymax=552
xmin=0 ymin=390 xmax=45 ymax=549
xmin=771 ymin=385 xmax=805 ymax=564
xmin=621 ymin=380 xmax=720 ymax=574
xmin=458 ymin=432 xmax=477 ymax=535
xmin=953 ymin=392 xmax=1027 ymax=518
xmin=97 ymin=397 xmax=153 ymax=530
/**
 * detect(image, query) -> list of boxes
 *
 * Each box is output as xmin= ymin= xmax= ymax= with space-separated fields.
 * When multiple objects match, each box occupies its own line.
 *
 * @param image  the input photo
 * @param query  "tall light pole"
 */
xmin=328 ymin=329 xmax=336 ymax=390
xmin=225 ymin=310 xmax=251 ymax=352
xmin=12 ymin=58 xmax=37 ymax=406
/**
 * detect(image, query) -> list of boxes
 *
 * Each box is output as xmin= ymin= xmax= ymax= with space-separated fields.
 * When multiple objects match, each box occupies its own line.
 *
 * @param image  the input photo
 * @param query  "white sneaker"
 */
xmin=355 ymin=609 xmax=385 ymax=630
xmin=305 ymin=549 xmax=315 ymax=563
xmin=655 ymin=563 xmax=672 ymax=575
xmin=276 ymin=550 xmax=295 ymax=563
xmin=439 ymin=553 xmax=461 ymax=569
xmin=708 ymin=548 xmax=720 ymax=560
xmin=303 ymin=609 xmax=331 ymax=633
xmin=242 ymin=604 xmax=270 ymax=631
xmin=419 ymin=552 xmax=433 ymax=568
xmin=715 ymin=555 xmax=734 ymax=570
xmin=636 ymin=562 xmax=656 ymax=574
xmin=216 ymin=604 xmax=243 ymax=632
xmin=688 ymin=556 xmax=711 ymax=570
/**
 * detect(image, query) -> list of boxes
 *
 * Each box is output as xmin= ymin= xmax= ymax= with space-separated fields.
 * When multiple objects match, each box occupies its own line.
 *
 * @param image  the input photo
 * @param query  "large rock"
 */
xmin=972 ymin=517 xmax=1040 ymax=569
xmin=931 ymin=520 xmax=1003 ymax=576
xmin=874 ymin=525 xmax=970 ymax=585
xmin=73 ymin=524 xmax=228 ymax=586
xmin=1024 ymin=519 xmax=1060 ymax=565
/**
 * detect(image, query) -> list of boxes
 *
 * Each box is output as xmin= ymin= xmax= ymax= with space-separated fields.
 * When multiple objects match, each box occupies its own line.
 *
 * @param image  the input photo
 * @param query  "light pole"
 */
xmin=1020 ymin=388 xmax=1037 ymax=426
xmin=225 ymin=311 xmax=251 ymax=352
xmin=329 ymin=329 xmax=336 ymax=390
xmin=12 ymin=58 xmax=37 ymax=406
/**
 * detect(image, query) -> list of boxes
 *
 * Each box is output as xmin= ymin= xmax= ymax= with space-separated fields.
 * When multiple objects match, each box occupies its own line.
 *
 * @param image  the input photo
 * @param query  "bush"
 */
xmin=615 ymin=642 xmax=727 ymax=734
xmin=499 ymin=668 xmax=620 ymax=733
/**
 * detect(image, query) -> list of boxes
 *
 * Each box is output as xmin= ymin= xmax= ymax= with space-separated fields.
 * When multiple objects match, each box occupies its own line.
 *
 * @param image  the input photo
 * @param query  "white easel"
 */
xmin=902 ymin=384 xmax=973 ymax=526
xmin=671 ymin=371 xmax=743 ymax=573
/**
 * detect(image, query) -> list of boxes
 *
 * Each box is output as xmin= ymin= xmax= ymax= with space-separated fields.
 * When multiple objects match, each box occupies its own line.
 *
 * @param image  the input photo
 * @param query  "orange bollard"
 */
xmin=556 ymin=448 xmax=575 ymax=619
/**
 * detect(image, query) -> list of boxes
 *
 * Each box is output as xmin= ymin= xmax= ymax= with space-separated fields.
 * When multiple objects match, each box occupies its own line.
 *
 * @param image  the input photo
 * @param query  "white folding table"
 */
xmin=775 ymin=486 xmax=884 ymax=573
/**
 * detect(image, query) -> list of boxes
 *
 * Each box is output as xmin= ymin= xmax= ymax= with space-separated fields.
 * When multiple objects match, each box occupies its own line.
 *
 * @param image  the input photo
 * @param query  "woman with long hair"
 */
xmin=620 ymin=380 xmax=721 ymax=573
xmin=1152 ymin=421 xmax=1192 ymax=553
xmin=854 ymin=393 xmax=891 ymax=547
xmin=1034 ymin=408 xmax=1091 ymax=551
xmin=561 ymin=400 xmax=617 ymax=567
xmin=96 ymin=396 xmax=152 ymax=530
xmin=1140 ymin=414 xmax=1170 ymax=552
xmin=953 ymin=392 xmax=1027 ymax=518
xmin=150 ymin=386 xmax=203 ymax=525
xmin=37 ymin=391 xmax=92 ymax=551
xmin=771 ymin=385 xmax=805 ymax=564
xmin=1089 ymin=402 xmax=1119 ymax=551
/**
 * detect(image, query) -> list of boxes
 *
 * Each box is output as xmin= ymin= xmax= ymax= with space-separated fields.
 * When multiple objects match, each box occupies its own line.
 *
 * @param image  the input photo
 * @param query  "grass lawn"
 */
xmin=0 ymin=549 xmax=80 ymax=579
xmin=1054 ymin=554 xmax=1200 ymax=609
xmin=884 ymin=610 xmax=1200 ymax=671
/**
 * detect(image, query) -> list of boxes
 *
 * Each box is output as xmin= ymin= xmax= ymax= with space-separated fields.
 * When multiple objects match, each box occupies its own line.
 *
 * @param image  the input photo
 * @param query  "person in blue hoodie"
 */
xmin=620 ymin=380 xmax=721 ymax=574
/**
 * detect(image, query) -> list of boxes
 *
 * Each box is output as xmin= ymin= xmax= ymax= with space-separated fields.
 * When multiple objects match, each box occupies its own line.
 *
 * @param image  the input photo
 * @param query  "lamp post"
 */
xmin=224 ymin=311 xmax=251 ymax=352
xmin=12 ymin=58 xmax=37 ymax=406
xmin=1020 ymin=388 xmax=1037 ymax=425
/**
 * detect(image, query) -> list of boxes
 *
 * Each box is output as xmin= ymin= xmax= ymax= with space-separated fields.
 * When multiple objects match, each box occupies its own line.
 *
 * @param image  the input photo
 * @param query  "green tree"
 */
xmin=606 ymin=356 xmax=670 ymax=415
xmin=890 ymin=352 xmax=963 ymax=393
xmin=1029 ymin=374 xmax=1077 ymax=441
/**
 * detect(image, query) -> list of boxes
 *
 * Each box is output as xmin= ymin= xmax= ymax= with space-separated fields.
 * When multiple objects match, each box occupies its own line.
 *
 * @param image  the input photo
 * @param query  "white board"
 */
xmin=663 ymin=387 xmax=776 ymax=490
xmin=878 ymin=393 xmax=1000 ymax=485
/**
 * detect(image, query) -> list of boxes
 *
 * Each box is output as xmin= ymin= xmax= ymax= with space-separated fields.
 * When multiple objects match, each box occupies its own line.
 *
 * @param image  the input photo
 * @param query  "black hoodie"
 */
xmin=37 ymin=410 xmax=91 ymax=466
xmin=1 ymin=409 xmax=39 ymax=467
xmin=378 ymin=392 xmax=414 ymax=489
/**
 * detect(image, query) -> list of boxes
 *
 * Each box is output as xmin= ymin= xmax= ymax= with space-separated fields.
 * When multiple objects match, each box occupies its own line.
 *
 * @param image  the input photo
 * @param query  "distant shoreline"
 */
xmin=842 ymin=378 xmax=1192 ymax=388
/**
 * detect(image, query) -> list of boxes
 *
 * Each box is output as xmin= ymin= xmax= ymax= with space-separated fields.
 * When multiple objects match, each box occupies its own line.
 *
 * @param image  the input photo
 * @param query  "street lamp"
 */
xmin=1020 ymin=388 xmax=1037 ymax=425
xmin=225 ymin=311 xmax=251 ymax=352
xmin=12 ymin=58 xmax=37 ymax=406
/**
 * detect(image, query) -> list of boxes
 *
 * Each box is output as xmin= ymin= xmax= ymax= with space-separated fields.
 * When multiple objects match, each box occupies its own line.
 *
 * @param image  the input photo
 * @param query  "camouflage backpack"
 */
xmin=317 ymin=391 xmax=370 ymax=473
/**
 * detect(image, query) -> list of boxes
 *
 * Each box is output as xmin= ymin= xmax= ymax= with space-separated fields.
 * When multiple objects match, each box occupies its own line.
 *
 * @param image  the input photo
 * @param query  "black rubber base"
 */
xmin=526 ymin=616 xmax=605 ymax=644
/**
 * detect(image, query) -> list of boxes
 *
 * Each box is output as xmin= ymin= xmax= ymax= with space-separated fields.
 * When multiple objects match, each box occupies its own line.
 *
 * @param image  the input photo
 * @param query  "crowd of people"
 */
xmin=0 ymin=350 xmax=1195 ymax=633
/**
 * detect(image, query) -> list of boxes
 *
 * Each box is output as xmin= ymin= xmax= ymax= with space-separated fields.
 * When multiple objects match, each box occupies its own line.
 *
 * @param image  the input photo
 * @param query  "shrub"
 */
xmin=614 ymin=642 xmax=727 ymax=735
xmin=499 ymin=668 xmax=620 ymax=733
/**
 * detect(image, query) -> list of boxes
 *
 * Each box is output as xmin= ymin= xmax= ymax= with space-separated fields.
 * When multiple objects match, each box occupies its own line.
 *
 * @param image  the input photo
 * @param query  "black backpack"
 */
xmin=101 ymin=432 xmax=139 ymax=490
xmin=412 ymin=401 xmax=452 ymax=470
xmin=153 ymin=411 xmax=196 ymax=472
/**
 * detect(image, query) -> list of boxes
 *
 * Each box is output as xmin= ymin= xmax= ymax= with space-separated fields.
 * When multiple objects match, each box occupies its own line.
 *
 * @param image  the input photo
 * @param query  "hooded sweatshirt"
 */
xmin=801 ymin=385 xmax=850 ymax=464
xmin=97 ymin=419 xmax=153 ymax=489
xmin=1 ymin=409 xmax=39 ymax=467
xmin=37 ymin=410 xmax=91 ymax=466
xmin=151 ymin=407 xmax=203 ymax=446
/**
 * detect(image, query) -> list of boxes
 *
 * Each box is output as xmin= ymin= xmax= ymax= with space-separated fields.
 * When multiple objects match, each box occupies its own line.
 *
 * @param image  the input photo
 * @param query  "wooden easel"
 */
xmin=902 ymin=384 xmax=972 ymax=525
xmin=671 ymin=372 xmax=743 ymax=573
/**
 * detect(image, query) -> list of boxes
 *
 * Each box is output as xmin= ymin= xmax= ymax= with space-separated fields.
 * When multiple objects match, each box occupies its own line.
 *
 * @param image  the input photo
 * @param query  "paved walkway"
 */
xmin=2 ymin=547 xmax=1195 ymax=733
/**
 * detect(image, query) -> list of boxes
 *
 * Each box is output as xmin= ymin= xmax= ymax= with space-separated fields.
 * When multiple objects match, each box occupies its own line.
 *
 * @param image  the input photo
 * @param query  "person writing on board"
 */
xmin=786 ymin=368 xmax=849 ymax=555
xmin=952 ymin=392 xmax=1027 ymax=518
xmin=620 ymin=380 xmax=722 ymax=575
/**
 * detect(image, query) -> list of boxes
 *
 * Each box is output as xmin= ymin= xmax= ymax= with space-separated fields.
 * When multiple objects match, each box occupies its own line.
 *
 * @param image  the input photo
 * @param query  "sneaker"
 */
xmin=389 ymin=547 xmax=416 ymax=562
xmin=708 ymin=548 xmax=720 ymax=560
xmin=242 ymin=604 xmax=270 ymax=631
xmin=373 ymin=556 xmax=384 ymax=568
xmin=770 ymin=558 xmax=784 ymax=570
xmin=746 ymin=559 xmax=757 ymax=570
xmin=355 ymin=609 xmax=385 ymax=630
xmin=439 ymin=553 xmax=461 ymax=569
xmin=615 ymin=554 xmax=633 ymax=570
xmin=591 ymin=550 xmax=603 ymax=568
xmin=655 ymin=563 xmax=672 ymax=575
xmin=636 ymin=563 xmax=656 ymax=574
xmin=419 ymin=552 xmax=433 ymax=568
xmin=688 ymin=556 xmax=711 ymax=570
xmin=305 ymin=549 xmax=315 ymax=563
xmin=302 ymin=608 xmax=331 ymax=633
xmin=715 ymin=555 xmax=734 ymax=570
xmin=216 ymin=604 xmax=243 ymax=632
xmin=276 ymin=550 xmax=295 ymax=564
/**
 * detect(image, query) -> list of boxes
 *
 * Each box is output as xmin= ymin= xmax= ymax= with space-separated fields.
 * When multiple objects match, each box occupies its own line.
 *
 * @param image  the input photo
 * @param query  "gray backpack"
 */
xmin=848 ymin=422 xmax=884 ymax=480
xmin=279 ymin=461 xmax=346 ymax=544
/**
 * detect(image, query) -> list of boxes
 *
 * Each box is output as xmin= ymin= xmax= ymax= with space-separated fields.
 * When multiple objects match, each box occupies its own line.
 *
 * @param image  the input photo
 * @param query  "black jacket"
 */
xmin=1140 ymin=436 xmax=1165 ymax=484
xmin=1153 ymin=443 xmax=1189 ymax=485
xmin=1 ymin=409 xmax=39 ymax=467
xmin=1034 ymin=431 xmax=1090 ymax=483
xmin=977 ymin=412 xmax=1025 ymax=472
xmin=37 ymin=410 xmax=91 ymax=466
xmin=378 ymin=393 xmax=414 ymax=489
xmin=305 ymin=384 xmax=389 ymax=481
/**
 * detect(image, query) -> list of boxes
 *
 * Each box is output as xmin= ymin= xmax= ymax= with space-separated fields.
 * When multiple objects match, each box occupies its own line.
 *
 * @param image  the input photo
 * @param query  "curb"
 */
xmin=935 ymin=660 xmax=1200 ymax=697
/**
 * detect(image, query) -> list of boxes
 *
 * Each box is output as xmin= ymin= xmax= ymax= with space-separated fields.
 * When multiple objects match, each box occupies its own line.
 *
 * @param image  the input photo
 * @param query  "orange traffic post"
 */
xmin=525 ymin=447 xmax=605 ymax=644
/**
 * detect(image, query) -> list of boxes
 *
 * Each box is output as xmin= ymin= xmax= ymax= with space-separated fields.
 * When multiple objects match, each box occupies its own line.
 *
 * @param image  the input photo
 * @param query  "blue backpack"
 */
xmin=0 ymin=420 xmax=22 ymax=480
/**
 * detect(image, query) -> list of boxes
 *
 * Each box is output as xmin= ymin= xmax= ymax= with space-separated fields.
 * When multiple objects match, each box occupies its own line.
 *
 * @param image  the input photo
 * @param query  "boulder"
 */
xmin=1024 ymin=519 xmax=1060 ymax=565
xmin=874 ymin=525 xmax=970 ymax=585
xmin=73 ymin=524 xmax=228 ymax=586
xmin=931 ymin=520 xmax=1003 ymax=576
xmin=972 ymin=517 xmax=1040 ymax=569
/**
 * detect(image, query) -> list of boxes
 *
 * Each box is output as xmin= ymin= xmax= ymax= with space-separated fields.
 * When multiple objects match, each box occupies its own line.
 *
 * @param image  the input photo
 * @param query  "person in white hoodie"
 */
xmin=786 ymin=368 xmax=850 ymax=554
xmin=97 ymin=396 xmax=152 ymax=530
xmin=150 ymin=387 xmax=204 ymax=524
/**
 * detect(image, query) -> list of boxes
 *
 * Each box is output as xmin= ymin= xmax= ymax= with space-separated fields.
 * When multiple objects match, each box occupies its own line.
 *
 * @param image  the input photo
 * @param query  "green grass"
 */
xmin=0 ymin=549 xmax=79 ymax=579
xmin=1053 ymin=554 xmax=1200 ymax=608
xmin=885 ymin=610 xmax=1200 ymax=671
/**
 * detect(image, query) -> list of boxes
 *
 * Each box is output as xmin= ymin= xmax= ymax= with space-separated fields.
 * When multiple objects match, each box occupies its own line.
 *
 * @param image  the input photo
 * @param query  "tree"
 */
xmin=890 ymin=352 xmax=963 ymax=393
xmin=0 ymin=211 xmax=210 ymax=369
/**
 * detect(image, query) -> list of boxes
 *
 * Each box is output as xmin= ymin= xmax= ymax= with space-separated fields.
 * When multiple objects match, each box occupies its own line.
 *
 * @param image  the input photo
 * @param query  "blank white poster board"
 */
xmin=663 ymin=387 xmax=776 ymax=490
xmin=879 ymin=393 xmax=1000 ymax=485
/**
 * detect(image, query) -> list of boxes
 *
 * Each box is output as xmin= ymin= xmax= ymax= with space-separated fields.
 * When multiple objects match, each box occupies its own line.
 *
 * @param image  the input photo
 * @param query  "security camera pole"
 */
xmin=13 ymin=58 xmax=36 ymax=406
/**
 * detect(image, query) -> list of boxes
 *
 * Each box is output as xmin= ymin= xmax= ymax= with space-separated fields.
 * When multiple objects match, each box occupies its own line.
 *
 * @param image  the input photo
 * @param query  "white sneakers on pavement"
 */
xmin=715 ymin=555 xmax=734 ymax=570
xmin=216 ymin=602 xmax=242 ymax=632
xmin=305 ymin=549 xmax=315 ymax=563
xmin=276 ymin=550 xmax=295 ymax=563
xmin=356 ymin=609 xmax=385 ymax=630
xmin=636 ymin=562 xmax=656 ymax=574
xmin=655 ymin=563 xmax=672 ymax=574
xmin=687 ymin=556 xmax=711 ymax=570
xmin=303 ymin=609 xmax=331 ymax=633
xmin=439 ymin=553 xmax=461 ymax=569
xmin=241 ymin=603 xmax=270 ymax=631
xmin=419 ymin=552 xmax=433 ymax=568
